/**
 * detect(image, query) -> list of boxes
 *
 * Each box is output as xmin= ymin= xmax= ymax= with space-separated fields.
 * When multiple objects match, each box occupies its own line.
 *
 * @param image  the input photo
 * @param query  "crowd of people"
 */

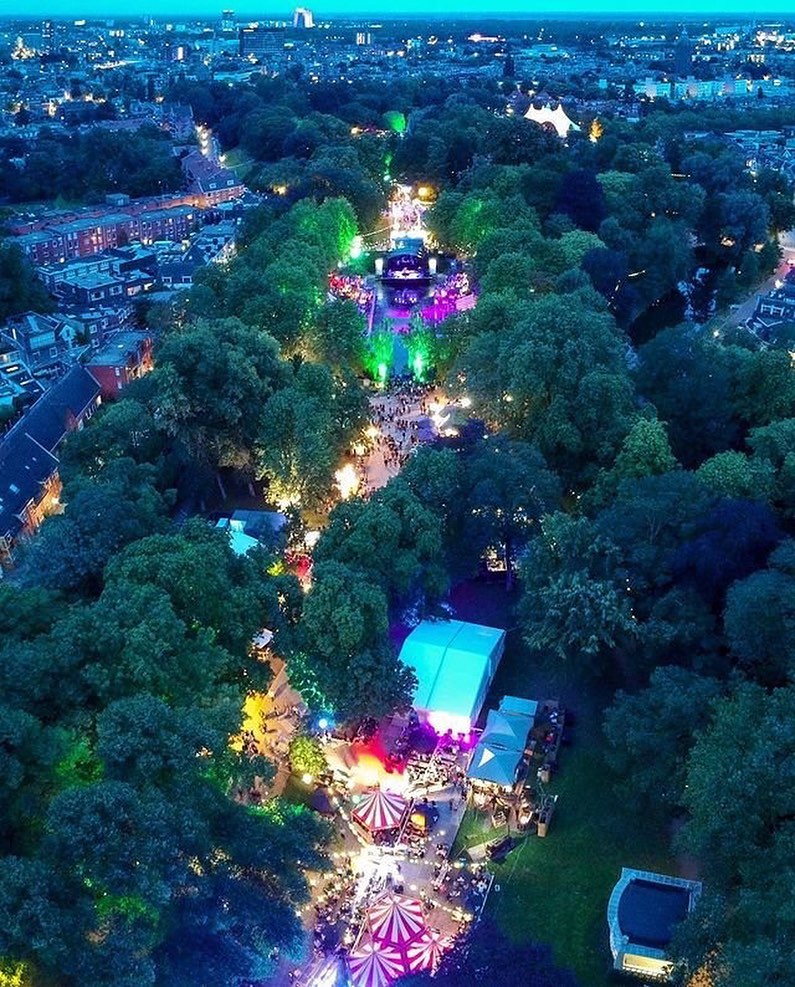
xmin=357 ymin=381 xmax=439 ymax=494
xmin=328 ymin=272 xmax=374 ymax=313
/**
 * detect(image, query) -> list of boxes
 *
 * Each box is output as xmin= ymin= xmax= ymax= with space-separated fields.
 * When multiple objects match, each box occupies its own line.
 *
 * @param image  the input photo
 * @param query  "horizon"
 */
xmin=0 ymin=3 xmax=782 ymax=23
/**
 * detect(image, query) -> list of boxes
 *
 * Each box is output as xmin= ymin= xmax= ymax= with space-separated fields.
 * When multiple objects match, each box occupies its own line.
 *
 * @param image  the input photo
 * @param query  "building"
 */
xmin=86 ymin=331 xmax=154 ymax=399
xmin=608 ymin=869 xmax=702 ymax=980
xmin=399 ymin=619 xmax=506 ymax=736
xmin=14 ymin=205 xmax=200 ymax=265
xmin=0 ymin=365 xmax=101 ymax=565
xmin=181 ymin=150 xmax=245 ymax=208
xmin=293 ymin=7 xmax=314 ymax=29
xmin=1 ymin=312 xmax=83 ymax=375
xmin=239 ymin=25 xmax=287 ymax=60
xmin=674 ymin=28 xmax=694 ymax=77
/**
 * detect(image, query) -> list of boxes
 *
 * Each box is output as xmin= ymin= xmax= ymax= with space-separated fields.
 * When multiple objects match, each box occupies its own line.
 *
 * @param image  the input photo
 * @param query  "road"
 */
xmin=713 ymin=230 xmax=795 ymax=336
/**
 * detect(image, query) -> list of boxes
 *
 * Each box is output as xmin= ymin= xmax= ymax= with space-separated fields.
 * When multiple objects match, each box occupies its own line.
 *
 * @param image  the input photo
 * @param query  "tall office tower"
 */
xmin=239 ymin=24 xmax=287 ymax=59
xmin=221 ymin=9 xmax=235 ymax=32
xmin=40 ymin=20 xmax=54 ymax=52
xmin=293 ymin=7 xmax=314 ymax=29
xmin=674 ymin=27 xmax=695 ymax=78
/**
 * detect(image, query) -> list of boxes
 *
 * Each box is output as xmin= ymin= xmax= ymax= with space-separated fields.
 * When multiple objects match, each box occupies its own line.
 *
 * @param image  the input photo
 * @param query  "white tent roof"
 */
xmin=524 ymin=102 xmax=580 ymax=138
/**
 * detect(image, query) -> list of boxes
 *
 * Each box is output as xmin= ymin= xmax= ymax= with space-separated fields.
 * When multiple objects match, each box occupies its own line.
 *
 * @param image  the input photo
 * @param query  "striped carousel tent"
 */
xmin=406 ymin=928 xmax=453 ymax=973
xmin=367 ymin=891 xmax=427 ymax=948
xmin=348 ymin=939 xmax=407 ymax=987
xmin=352 ymin=788 xmax=408 ymax=834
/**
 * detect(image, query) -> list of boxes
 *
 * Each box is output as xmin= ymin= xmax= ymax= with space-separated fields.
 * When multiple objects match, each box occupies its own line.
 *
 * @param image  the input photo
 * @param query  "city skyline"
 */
xmin=2 ymin=1 xmax=778 ymax=21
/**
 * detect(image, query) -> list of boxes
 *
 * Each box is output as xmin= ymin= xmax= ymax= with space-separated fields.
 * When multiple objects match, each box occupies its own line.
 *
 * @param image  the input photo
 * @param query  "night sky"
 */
xmin=6 ymin=1 xmax=773 ymax=20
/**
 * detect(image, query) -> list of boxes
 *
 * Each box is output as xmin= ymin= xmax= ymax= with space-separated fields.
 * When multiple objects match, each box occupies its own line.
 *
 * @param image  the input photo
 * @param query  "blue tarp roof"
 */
xmin=500 ymin=695 xmax=538 ymax=719
xmin=482 ymin=709 xmax=533 ymax=752
xmin=468 ymin=740 xmax=523 ymax=786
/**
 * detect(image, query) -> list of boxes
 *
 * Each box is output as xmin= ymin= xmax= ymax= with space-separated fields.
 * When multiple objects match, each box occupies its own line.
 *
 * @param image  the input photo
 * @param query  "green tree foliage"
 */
xmin=461 ymin=437 xmax=561 ymax=585
xmin=672 ymin=682 xmax=795 ymax=986
xmin=604 ymin=667 xmax=723 ymax=813
xmin=314 ymin=478 xmax=448 ymax=602
xmin=256 ymin=362 xmax=367 ymax=510
xmin=518 ymin=513 xmax=637 ymax=667
xmin=144 ymin=317 xmax=288 ymax=469
xmin=20 ymin=460 xmax=173 ymax=596
xmin=696 ymin=450 xmax=775 ymax=500
xmin=288 ymin=734 xmax=327 ymax=777
xmin=297 ymin=561 xmax=415 ymax=718
xmin=456 ymin=292 xmax=634 ymax=485
xmin=723 ymin=539 xmax=795 ymax=684
xmin=0 ymin=243 xmax=54 ymax=321
xmin=590 ymin=415 xmax=678 ymax=507
xmin=0 ymin=125 xmax=182 ymax=203
xmin=635 ymin=324 xmax=739 ymax=466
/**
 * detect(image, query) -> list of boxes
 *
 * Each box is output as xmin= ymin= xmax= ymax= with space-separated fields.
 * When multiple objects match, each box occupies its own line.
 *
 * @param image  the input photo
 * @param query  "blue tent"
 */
xmin=399 ymin=619 xmax=506 ymax=735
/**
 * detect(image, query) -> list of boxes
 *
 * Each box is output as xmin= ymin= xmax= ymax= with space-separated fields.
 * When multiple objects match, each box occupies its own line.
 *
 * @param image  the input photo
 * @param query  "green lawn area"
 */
xmin=222 ymin=147 xmax=255 ymax=175
xmin=452 ymin=584 xmax=680 ymax=986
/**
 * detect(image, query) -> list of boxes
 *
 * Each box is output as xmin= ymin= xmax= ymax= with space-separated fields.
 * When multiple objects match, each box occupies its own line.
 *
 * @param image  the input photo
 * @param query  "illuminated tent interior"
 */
xmin=399 ymin=620 xmax=506 ymax=736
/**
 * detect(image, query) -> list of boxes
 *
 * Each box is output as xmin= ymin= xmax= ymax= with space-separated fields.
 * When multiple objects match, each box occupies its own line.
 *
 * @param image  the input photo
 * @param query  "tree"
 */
xmin=314 ymin=479 xmax=448 ymax=602
xmin=604 ymin=667 xmax=722 ymax=813
xmin=145 ymin=318 xmax=288 ymax=469
xmin=518 ymin=513 xmax=637 ymax=668
xmin=554 ymin=168 xmax=606 ymax=232
xmin=105 ymin=520 xmax=291 ymax=658
xmin=58 ymin=399 xmax=167 ymax=486
xmin=297 ymin=561 xmax=415 ymax=718
xmin=671 ymin=681 xmax=795 ymax=986
xmin=590 ymin=416 xmax=677 ymax=508
xmin=20 ymin=460 xmax=172 ymax=596
xmin=255 ymin=362 xmax=365 ymax=510
xmin=696 ymin=451 xmax=774 ymax=501
xmin=455 ymin=293 xmax=634 ymax=485
xmin=307 ymin=298 xmax=365 ymax=372
xmin=723 ymin=539 xmax=795 ymax=684
xmin=461 ymin=437 xmax=561 ymax=586
xmin=0 ymin=244 xmax=54 ymax=320
xmin=288 ymin=734 xmax=327 ymax=777
xmin=0 ymin=705 xmax=63 ymax=855
xmin=635 ymin=324 xmax=739 ymax=467
xmin=671 ymin=498 xmax=780 ymax=608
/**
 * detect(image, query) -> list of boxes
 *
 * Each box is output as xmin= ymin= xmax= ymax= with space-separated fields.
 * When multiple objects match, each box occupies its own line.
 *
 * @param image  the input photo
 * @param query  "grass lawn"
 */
xmin=222 ymin=147 xmax=255 ymax=175
xmin=451 ymin=582 xmax=680 ymax=986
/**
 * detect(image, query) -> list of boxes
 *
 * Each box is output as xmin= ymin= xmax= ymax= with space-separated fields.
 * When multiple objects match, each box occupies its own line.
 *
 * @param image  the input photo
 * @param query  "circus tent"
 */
xmin=352 ymin=788 xmax=408 ymax=833
xmin=348 ymin=940 xmax=407 ymax=987
xmin=406 ymin=928 xmax=454 ymax=973
xmin=366 ymin=891 xmax=427 ymax=948
xmin=523 ymin=102 xmax=580 ymax=138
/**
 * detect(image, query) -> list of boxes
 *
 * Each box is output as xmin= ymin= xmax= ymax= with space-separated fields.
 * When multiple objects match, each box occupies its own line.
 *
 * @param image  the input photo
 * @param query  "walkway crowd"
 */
xmin=359 ymin=381 xmax=440 ymax=494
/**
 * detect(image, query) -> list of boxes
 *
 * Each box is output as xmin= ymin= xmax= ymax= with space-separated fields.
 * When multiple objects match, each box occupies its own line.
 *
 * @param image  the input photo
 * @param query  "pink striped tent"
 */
xmin=366 ymin=891 xmax=427 ymax=948
xmin=352 ymin=788 xmax=408 ymax=833
xmin=348 ymin=940 xmax=407 ymax=987
xmin=405 ymin=927 xmax=454 ymax=973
